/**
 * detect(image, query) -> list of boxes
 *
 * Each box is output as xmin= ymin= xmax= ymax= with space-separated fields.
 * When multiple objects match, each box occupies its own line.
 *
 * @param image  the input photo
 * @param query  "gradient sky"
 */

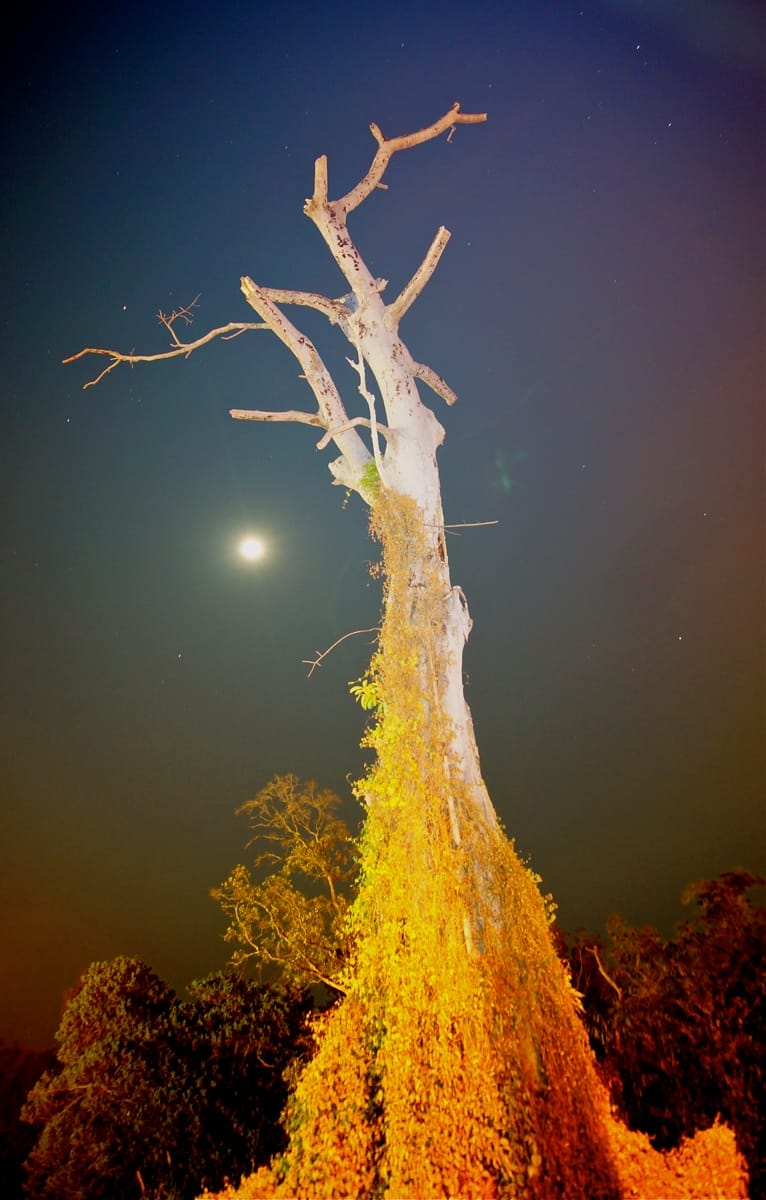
xmin=2 ymin=0 xmax=764 ymax=1049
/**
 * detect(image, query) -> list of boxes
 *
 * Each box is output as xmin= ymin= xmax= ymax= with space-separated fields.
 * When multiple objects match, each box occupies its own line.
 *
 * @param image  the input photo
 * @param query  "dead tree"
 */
xmin=67 ymin=105 xmax=746 ymax=1200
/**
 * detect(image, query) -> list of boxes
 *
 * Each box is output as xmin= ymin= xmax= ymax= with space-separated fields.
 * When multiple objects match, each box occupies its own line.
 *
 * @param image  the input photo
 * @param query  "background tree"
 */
xmin=564 ymin=872 xmax=766 ymax=1199
xmin=21 ymin=959 xmax=309 ymax=1200
xmin=67 ymin=107 xmax=746 ymax=1198
xmin=212 ymin=774 xmax=356 ymax=993
xmin=0 ymin=1042 xmax=55 ymax=1200
xmin=181 ymin=973 xmax=314 ymax=1179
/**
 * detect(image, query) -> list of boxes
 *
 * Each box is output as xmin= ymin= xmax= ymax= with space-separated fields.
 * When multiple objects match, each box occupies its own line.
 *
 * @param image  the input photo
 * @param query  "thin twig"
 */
xmin=426 ymin=520 xmax=499 ymax=536
xmin=157 ymin=295 xmax=201 ymax=345
xmin=442 ymin=520 xmax=499 ymax=529
xmin=64 ymin=320 xmax=268 ymax=389
xmin=588 ymin=945 xmax=622 ymax=999
xmin=303 ymin=627 xmax=380 ymax=677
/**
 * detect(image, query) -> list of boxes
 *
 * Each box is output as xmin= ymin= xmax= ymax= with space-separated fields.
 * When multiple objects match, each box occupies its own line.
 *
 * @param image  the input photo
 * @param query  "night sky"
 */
xmin=2 ymin=1 xmax=764 ymax=1050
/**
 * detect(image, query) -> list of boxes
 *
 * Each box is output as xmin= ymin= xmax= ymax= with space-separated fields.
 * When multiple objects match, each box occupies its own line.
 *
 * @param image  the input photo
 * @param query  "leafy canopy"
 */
xmin=212 ymin=775 xmax=357 ymax=993
xmin=21 ymin=958 xmax=310 ymax=1200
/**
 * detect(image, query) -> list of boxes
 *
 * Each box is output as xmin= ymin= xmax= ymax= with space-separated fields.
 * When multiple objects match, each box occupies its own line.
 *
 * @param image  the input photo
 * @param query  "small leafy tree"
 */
xmin=212 ymin=775 xmax=356 ymax=993
xmin=21 ymin=959 xmax=309 ymax=1200
xmin=22 ymin=959 xmax=182 ymax=1200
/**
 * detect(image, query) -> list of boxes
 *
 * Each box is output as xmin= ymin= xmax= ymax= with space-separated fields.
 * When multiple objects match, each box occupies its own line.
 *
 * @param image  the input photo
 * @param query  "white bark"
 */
xmin=292 ymin=107 xmax=495 ymax=831
xmin=66 ymin=105 xmax=494 ymax=828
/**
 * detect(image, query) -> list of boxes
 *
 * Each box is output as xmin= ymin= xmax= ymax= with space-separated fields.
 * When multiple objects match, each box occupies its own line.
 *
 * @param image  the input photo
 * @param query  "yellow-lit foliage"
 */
xmin=212 ymin=775 xmax=355 ymax=992
xmin=204 ymin=492 xmax=747 ymax=1199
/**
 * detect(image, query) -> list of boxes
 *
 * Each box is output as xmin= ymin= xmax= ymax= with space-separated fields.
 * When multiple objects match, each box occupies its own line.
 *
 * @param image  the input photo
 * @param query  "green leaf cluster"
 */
xmin=349 ymin=669 xmax=379 ymax=711
xmin=21 ymin=959 xmax=310 ymax=1200
xmin=359 ymin=458 xmax=382 ymax=501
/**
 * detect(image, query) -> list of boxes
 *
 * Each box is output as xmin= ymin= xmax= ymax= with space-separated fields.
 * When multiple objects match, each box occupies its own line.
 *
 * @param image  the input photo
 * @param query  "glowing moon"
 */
xmin=238 ymin=535 xmax=266 ymax=561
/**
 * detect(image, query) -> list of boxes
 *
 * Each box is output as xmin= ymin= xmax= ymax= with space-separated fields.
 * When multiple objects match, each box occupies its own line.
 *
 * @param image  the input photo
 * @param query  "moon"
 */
xmin=238 ymin=535 xmax=266 ymax=562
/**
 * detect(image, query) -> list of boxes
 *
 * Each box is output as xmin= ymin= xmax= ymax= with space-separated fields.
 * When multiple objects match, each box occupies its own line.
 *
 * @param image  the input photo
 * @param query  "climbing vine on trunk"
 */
xmin=242 ymin=489 xmax=624 ymax=1198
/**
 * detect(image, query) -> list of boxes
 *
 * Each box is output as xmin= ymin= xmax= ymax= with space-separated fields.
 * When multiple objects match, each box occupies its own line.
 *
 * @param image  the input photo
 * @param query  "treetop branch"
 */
xmin=334 ymin=102 xmax=487 ymax=216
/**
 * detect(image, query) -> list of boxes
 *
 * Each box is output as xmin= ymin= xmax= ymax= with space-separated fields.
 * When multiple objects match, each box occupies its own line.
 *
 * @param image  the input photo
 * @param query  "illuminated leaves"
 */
xmin=212 ymin=775 xmax=357 ymax=992
xmin=236 ymin=774 xmax=356 ymax=888
xmin=217 ymin=492 xmax=626 ymax=1199
xmin=207 ymin=502 xmax=747 ymax=1200
xmin=349 ymin=670 xmax=380 ymax=711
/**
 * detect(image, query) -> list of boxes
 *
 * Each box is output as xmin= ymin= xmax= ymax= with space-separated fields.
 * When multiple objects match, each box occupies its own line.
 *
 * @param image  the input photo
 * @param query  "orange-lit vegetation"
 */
xmin=203 ymin=493 xmax=748 ymax=1199
xmin=212 ymin=775 xmax=356 ymax=993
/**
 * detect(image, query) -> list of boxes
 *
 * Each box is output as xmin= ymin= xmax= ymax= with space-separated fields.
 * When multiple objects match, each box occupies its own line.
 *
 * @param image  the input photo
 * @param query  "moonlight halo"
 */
xmin=238 ymin=535 xmax=266 ymax=562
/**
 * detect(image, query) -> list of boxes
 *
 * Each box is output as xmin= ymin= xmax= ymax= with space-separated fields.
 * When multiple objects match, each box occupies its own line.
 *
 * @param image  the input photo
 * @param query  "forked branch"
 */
xmin=259 ymin=286 xmax=348 ymax=325
xmin=330 ymin=102 xmax=487 ymax=217
xmin=302 ymin=627 xmax=380 ymax=678
xmin=316 ymin=416 xmax=390 ymax=451
xmin=64 ymin=316 xmax=268 ymax=389
xmin=238 ymin=275 xmax=369 ymax=478
xmin=158 ymin=295 xmax=202 ymax=345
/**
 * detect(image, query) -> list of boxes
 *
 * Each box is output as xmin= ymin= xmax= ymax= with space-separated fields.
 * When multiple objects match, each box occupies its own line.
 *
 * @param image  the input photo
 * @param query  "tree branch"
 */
xmin=345 ymin=344 xmax=386 ymax=480
xmin=588 ymin=945 xmax=623 ymax=999
xmin=64 ymin=319 xmax=268 ymax=389
xmin=312 ymin=154 xmax=328 ymax=207
xmin=302 ymin=627 xmax=380 ymax=677
xmin=412 ymin=360 xmax=458 ymax=407
xmin=260 ymin=286 xmax=347 ymax=324
xmin=333 ymin=102 xmax=487 ymax=216
xmin=229 ymin=408 xmax=326 ymax=428
xmin=315 ymin=416 xmax=389 ymax=451
xmin=239 ymin=276 xmax=370 ymax=480
xmin=63 ymin=105 xmax=485 ymax=505
xmin=389 ymin=227 xmax=452 ymax=326
xmin=228 ymin=407 xmax=390 ymax=459
xmin=157 ymin=295 xmax=200 ymax=344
